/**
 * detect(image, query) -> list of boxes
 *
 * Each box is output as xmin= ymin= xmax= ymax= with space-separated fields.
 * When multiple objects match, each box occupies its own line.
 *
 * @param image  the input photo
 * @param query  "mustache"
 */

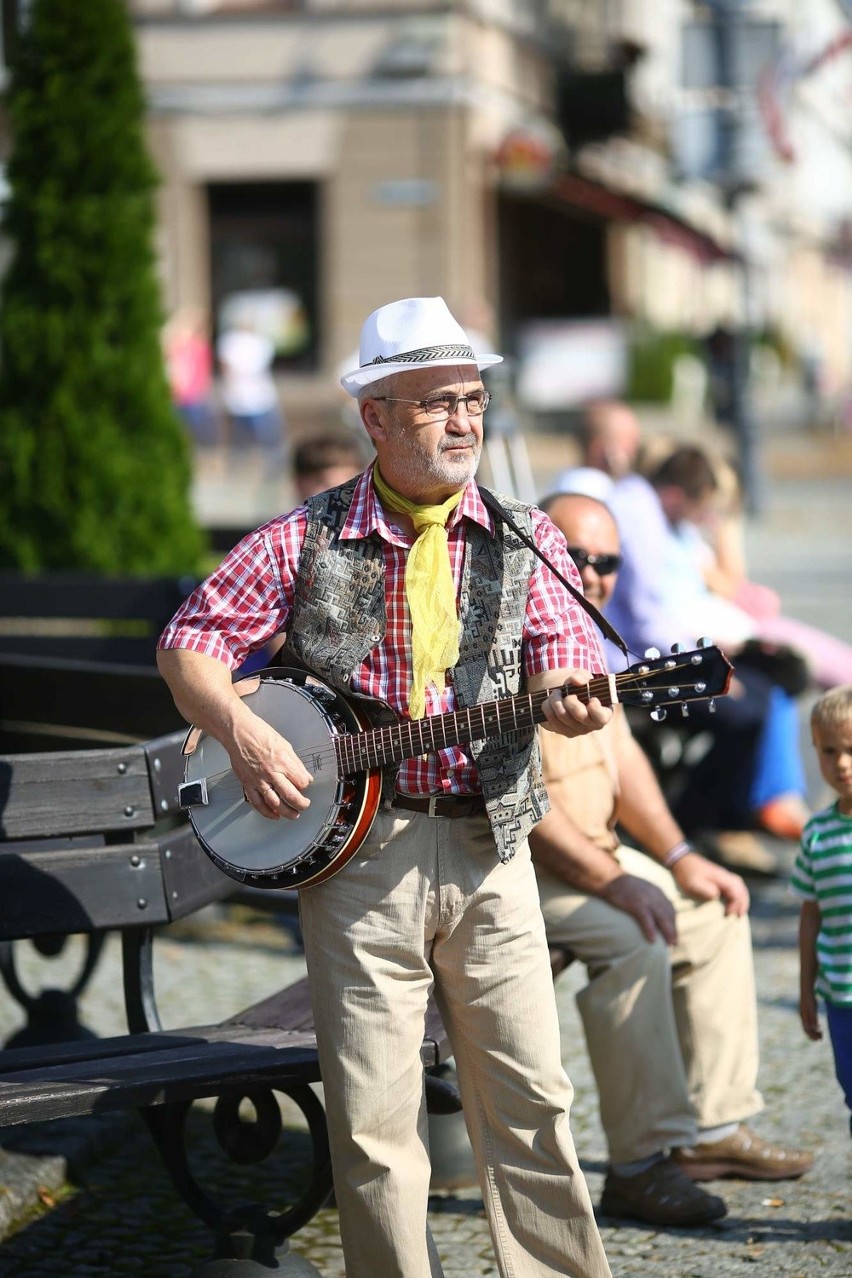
xmin=439 ymin=434 xmax=479 ymax=451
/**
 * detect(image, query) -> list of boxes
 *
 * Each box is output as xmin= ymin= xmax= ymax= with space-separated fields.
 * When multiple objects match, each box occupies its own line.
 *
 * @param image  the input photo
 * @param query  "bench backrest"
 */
xmin=0 ymin=572 xmax=197 ymax=667
xmin=0 ymin=730 xmax=233 ymax=937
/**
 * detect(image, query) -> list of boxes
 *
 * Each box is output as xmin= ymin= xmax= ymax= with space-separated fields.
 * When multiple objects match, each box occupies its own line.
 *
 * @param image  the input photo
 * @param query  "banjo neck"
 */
xmin=330 ymin=641 xmax=733 ymax=777
xmin=333 ymin=675 xmax=613 ymax=777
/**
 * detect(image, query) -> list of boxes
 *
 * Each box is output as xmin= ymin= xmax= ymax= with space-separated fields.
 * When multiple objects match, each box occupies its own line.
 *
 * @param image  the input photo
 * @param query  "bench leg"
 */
xmin=122 ymin=926 xmax=163 ymax=1033
xmin=139 ymin=1083 xmax=333 ymax=1263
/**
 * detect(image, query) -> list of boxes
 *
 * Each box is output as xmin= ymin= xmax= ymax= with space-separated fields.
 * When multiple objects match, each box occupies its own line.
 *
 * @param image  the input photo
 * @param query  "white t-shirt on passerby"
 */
xmin=217 ymin=327 xmax=278 ymax=417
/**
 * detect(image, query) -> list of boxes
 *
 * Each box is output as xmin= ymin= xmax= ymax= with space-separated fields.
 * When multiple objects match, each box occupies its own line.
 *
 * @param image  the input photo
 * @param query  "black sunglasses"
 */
xmin=567 ymin=547 xmax=622 ymax=577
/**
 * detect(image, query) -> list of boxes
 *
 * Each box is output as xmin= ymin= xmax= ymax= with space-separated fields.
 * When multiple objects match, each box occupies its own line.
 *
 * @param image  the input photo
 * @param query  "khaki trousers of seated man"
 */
xmin=299 ymin=809 xmax=612 ymax=1278
xmin=536 ymin=845 xmax=763 ymax=1167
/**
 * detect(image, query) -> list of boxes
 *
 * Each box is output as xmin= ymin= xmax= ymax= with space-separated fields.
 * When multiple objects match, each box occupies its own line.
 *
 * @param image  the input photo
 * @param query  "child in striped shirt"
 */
xmin=792 ymin=684 xmax=852 ymax=1134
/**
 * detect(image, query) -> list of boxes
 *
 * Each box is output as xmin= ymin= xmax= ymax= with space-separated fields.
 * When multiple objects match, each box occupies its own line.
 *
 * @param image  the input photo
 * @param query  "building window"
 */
xmin=208 ymin=180 xmax=319 ymax=372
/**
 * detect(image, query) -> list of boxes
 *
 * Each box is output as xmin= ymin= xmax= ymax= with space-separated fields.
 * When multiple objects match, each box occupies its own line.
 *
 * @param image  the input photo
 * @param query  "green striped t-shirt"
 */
xmin=791 ymin=802 xmax=852 ymax=1006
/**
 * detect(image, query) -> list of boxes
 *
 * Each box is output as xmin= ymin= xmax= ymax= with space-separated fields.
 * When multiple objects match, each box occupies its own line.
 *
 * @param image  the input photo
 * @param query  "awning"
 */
xmin=540 ymin=171 xmax=737 ymax=265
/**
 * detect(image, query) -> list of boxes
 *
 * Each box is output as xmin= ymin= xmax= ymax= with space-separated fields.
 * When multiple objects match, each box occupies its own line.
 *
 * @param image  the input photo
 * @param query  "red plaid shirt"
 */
xmin=159 ymin=467 xmax=606 ymax=795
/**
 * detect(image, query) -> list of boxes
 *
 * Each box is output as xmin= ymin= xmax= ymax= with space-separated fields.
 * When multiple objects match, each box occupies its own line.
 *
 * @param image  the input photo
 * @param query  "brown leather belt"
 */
xmin=391 ymin=793 xmax=486 ymax=819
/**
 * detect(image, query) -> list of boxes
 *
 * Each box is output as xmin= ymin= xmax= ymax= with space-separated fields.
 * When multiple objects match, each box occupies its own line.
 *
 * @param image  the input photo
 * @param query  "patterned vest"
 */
xmin=281 ymin=478 xmax=549 ymax=862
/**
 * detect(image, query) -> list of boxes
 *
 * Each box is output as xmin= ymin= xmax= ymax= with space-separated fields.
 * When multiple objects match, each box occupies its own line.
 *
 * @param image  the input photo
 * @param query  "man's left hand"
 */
xmin=538 ymin=670 xmax=613 ymax=737
xmin=672 ymin=852 xmax=750 ymax=916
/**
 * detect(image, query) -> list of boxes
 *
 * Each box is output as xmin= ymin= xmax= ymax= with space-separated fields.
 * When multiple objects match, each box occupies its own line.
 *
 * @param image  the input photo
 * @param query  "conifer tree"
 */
xmin=0 ymin=0 xmax=204 ymax=573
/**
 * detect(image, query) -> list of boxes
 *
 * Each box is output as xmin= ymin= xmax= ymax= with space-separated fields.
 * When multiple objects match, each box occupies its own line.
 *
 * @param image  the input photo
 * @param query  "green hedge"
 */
xmin=627 ymin=325 xmax=702 ymax=404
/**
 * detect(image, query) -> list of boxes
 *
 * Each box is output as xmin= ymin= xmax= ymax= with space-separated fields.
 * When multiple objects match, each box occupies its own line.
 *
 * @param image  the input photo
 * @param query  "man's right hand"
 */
xmin=156 ymin=648 xmax=313 ymax=822
xmin=601 ymin=874 xmax=677 ymax=945
xmin=228 ymin=711 xmax=313 ymax=819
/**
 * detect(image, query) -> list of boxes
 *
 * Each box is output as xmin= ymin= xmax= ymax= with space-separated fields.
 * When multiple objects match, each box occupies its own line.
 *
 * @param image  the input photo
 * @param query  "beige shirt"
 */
xmin=538 ymin=706 xmax=634 ymax=856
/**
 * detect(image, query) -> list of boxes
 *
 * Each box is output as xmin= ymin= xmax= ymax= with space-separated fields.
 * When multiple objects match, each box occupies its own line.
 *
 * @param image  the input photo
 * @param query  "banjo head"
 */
xmin=184 ymin=675 xmax=360 ymax=885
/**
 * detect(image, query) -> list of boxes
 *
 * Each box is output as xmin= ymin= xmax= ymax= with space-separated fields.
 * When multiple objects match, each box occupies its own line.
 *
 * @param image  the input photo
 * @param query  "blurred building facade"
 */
xmin=4 ymin=1 xmax=852 ymax=430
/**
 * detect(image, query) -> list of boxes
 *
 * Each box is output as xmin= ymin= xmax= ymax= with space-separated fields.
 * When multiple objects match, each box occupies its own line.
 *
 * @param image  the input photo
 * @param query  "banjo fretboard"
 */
xmin=332 ymin=676 xmax=618 ymax=776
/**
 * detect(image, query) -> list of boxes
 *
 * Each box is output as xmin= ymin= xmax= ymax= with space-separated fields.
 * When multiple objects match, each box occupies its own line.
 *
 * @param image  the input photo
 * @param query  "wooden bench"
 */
xmin=0 ymin=727 xmax=456 ymax=1268
xmin=0 ymin=971 xmax=455 ymax=1251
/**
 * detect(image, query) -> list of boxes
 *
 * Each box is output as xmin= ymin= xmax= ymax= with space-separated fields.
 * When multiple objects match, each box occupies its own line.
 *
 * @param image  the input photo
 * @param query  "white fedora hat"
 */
xmin=340 ymin=296 xmax=502 ymax=396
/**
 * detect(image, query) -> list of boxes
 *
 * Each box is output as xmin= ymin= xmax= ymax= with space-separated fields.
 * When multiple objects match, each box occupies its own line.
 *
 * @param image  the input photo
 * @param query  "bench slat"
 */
xmin=0 ymin=839 xmax=171 ymax=935
xmin=224 ymin=975 xmax=450 ymax=1068
xmin=0 ymin=829 xmax=236 ymax=935
xmin=0 ymin=747 xmax=155 ymax=838
xmin=0 ymin=1031 xmax=322 ymax=1126
xmin=223 ymin=976 xmax=315 ymax=1033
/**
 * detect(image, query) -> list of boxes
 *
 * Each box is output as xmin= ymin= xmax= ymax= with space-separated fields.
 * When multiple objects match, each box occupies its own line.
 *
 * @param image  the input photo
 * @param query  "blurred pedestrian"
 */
xmin=792 ymin=684 xmax=852 ymax=1135
xmin=553 ymin=399 xmax=642 ymax=500
xmin=699 ymin=454 xmax=852 ymax=690
xmin=217 ymin=318 xmax=286 ymax=467
xmin=163 ymin=305 xmax=218 ymax=446
xmin=607 ymin=445 xmax=812 ymax=847
xmin=291 ymin=431 xmax=366 ymax=502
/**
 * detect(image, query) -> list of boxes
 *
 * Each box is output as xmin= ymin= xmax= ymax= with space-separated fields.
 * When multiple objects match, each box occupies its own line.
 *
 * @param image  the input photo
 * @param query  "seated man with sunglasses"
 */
xmin=529 ymin=492 xmax=812 ymax=1228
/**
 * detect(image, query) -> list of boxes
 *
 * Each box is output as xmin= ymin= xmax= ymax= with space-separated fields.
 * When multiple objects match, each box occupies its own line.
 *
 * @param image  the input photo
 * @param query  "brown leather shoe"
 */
xmin=673 ymin=1125 xmax=813 ymax=1182
xmin=600 ymin=1158 xmax=728 ymax=1227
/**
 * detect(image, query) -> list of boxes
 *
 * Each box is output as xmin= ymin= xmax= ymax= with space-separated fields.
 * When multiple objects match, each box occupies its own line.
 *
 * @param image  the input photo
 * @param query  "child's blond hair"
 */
xmin=811 ymin=684 xmax=852 ymax=736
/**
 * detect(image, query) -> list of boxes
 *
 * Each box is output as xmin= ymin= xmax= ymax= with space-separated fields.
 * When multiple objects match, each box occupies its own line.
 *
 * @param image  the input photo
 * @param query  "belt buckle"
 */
xmin=428 ymin=795 xmax=440 ymax=818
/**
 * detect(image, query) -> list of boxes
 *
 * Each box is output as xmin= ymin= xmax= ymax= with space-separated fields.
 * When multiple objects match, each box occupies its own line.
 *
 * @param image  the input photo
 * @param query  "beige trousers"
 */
xmin=537 ymin=846 xmax=763 ymax=1165
xmin=299 ymin=810 xmax=612 ymax=1278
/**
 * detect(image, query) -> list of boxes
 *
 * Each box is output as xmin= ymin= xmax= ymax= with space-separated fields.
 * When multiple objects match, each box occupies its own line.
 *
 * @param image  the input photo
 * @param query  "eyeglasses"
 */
xmin=567 ymin=547 xmax=622 ymax=577
xmin=372 ymin=390 xmax=491 ymax=420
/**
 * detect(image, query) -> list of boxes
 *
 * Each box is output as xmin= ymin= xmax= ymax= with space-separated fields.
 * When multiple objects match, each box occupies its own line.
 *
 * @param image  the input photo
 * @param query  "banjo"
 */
xmin=178 ymin=643 xmax=732 ymax=891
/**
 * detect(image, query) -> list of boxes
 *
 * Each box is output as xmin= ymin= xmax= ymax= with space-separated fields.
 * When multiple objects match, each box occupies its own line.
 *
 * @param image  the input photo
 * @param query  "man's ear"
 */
xmin=360 ymin=397 xmax=389 ymax=444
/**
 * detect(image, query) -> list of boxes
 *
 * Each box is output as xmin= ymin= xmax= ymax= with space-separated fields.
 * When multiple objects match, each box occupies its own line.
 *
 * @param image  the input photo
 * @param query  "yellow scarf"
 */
xmin=373 ymin=465 xmax=463 ymax=720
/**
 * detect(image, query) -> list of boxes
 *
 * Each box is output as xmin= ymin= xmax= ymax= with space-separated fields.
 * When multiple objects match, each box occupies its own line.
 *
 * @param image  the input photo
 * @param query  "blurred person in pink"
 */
xmin=163 ymin=305 xmax=217 ymax=446
xmin=699 ymin=454 xmax=852 ymax=691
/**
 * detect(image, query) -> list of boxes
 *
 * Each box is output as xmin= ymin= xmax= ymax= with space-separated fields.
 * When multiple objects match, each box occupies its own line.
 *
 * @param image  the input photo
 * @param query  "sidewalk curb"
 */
xmin=0 ymin=1113 xmax=133 ymax=1242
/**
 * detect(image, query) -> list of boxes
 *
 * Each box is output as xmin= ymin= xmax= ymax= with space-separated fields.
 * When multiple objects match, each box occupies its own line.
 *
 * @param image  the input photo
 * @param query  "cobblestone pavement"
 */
xmin=1 ymin=419 xmax=850 ymax=1276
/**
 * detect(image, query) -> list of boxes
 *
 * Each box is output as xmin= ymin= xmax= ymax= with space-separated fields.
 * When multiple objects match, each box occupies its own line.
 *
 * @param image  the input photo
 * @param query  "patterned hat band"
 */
xmin=367 ymin=343 xmax=476 ymax=367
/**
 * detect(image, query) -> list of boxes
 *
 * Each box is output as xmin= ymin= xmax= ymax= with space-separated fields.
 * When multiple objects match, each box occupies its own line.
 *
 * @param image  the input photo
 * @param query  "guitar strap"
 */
xmin=477 ymin=486 xmax=629 ymax=659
